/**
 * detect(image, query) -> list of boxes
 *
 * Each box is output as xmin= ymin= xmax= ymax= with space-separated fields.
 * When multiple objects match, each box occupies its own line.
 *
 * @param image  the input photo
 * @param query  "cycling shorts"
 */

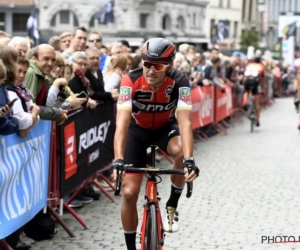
xmin=124 ymin=118 xmax=180 ymax=168
xmin=244 ymin=77 xmax=261 ymax=95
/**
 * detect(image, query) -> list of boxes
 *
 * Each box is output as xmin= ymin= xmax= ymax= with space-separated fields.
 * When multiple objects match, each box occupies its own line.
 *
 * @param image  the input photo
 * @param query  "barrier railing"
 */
xmin=0 ymin=84 xmax=274 ymax=242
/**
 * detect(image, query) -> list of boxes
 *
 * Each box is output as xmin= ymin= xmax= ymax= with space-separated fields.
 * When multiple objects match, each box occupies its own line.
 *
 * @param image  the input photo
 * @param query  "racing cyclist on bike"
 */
xmin=244 ymin=55 xmax=266 ymax=126
xmin=111 ymin=38 xmax=199 ymax=250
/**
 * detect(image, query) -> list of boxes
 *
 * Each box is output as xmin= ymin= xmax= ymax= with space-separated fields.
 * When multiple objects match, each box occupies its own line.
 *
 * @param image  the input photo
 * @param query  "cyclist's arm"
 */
xmin=114 ymin=75 xmax=134 ymax=160
xmin=176 ymin=79 xmax=193 ymax=158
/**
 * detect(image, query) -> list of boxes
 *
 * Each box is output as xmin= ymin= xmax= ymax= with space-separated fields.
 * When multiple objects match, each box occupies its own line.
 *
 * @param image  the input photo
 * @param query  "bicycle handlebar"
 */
xmin=114 ymin=167 xmax=193 ymax=198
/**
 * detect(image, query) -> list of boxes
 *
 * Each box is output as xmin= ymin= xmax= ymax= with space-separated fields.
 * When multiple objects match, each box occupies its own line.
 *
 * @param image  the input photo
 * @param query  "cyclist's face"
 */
xmin=143 ymin=60 xmax=170 ymax=86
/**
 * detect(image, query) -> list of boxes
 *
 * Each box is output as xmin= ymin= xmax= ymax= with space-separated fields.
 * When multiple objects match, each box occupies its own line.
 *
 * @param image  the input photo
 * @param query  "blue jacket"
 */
xmin=0 ymin=85 xmax=19 ymax=135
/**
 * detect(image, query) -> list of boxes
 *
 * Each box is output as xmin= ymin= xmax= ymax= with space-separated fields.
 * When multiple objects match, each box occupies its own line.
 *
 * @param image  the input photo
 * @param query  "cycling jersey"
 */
xmin=244 ymin=62 xmax=265 ymax=79
xmin=117 ymin=68 xmax=192 ymax=129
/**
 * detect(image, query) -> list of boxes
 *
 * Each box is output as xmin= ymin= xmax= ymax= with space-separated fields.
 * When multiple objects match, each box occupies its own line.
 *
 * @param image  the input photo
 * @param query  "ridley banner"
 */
xmin=59 ymin=102 xmax=115 ymax=197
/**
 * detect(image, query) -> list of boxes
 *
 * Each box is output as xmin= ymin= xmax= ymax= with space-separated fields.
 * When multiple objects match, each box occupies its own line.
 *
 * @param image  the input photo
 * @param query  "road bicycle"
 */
xmin=114 ymin=145 xmax=193 ymax=250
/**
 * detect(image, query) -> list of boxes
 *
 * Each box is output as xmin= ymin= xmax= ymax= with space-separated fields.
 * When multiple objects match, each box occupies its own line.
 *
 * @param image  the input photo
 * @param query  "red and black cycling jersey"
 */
xmin=117 ymin=68 xmax=192 ymax=129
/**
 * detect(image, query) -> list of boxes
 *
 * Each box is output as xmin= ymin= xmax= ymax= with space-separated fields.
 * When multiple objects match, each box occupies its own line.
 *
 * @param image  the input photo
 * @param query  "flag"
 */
xmin=210 ymin=20 xmax=229 ymax=43
xmin=26 ymin=7 xmax=39 ymax=46
xmin=95 ymin=0 xmax=115 ymax=25
xmin=282 ymin=21 xmax=296 ymax=40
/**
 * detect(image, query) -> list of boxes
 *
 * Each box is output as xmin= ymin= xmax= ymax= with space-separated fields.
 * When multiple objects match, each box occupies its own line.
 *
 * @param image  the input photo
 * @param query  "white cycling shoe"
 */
xmin=163 ymin=206 xmax=180 ymax=233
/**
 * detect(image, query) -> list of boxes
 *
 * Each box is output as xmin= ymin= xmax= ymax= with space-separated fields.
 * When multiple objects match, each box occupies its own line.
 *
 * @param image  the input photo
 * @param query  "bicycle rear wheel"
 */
xmin=144 ymin=204 xmax=159 ymax=250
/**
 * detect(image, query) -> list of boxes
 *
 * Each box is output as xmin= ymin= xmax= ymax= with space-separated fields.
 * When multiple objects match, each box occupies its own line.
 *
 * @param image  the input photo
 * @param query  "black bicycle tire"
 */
xmin=145 ymin=204 xmax=158 ymax=250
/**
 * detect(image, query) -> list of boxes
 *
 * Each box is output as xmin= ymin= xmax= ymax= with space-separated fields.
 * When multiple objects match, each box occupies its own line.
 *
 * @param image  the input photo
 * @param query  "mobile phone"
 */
xmin=8 ymin=98 xmax=18 ymax=108
xmin=77 ymin=91 xmax=88 ymax=98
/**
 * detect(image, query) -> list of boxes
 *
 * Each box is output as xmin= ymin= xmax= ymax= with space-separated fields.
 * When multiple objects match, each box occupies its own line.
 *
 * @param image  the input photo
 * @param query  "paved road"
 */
xmin=32 ymin=98 xmax=300 ymax=250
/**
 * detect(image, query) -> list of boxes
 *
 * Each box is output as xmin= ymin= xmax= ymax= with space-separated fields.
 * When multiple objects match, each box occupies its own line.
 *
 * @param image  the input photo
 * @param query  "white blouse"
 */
xmin=7 ymin=91 xmax=34 ymax=130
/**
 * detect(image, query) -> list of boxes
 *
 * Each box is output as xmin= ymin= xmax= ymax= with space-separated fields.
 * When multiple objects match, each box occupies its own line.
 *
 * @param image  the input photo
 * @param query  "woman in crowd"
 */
xmin=68 ymin=51 xmax=97 ymax=109
xmin=46 ymin=51 xmax=87 ymax=110
xmin=123 ymin=53 xmax=133 ymax=74
xmin=0 ymin=58 xmax=19 ymax=135
xmin=104 ymin=54 xmax=128 ymax=91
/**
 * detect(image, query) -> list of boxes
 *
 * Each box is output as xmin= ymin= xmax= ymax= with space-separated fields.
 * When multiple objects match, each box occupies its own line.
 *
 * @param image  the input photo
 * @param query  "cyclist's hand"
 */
xmin=110 ymin=159 xmax=125 ymax=183
xmin=183 ymin=158 xmax=199 ymax=182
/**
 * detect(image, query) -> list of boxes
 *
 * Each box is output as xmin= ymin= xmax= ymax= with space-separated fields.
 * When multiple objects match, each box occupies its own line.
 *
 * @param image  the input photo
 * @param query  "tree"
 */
xmin=240 ymin=29 xmax=260 ymax=50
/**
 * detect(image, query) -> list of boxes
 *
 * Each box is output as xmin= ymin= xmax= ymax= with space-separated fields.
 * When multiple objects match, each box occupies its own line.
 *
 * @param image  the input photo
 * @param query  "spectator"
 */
xmin=63 ymin=60 xmax=73 ymax=82
xmin=85 ymin=47 xmax=119 ymax=102
xmin=103 ymin=54 xmax=128 ymax=91
xmin=7 ymin=36 xmax=30 ymax=56
xmin=48 ymin=36 xmax=60 ymax=52
xmin=62 ymin=27 xmax=88 ymax=59
xmin=173 ymin=52 xmax=185 ymax=70
xmin=123 ymin=53 xmax=133 ymax=74
xmin=47 ymin=52 xmax=87 ymax=109
xmin=24 ymin=44 xmax=67 ymax=123
xmin=59 ymin=32 xmax=72 ymax=52
xmin=0 ymin=58 xmax=19 ymax=135
xmin=0 ymin=31 xmax=11 ymax=46
xmin=3 ymin=52 xmax=40 ymax=137
xmin=68 ymin=51 xmax=97 ymax=109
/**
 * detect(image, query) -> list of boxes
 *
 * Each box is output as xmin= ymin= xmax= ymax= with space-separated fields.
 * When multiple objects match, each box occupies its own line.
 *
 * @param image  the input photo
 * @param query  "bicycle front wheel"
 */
xmin=144 ymin=204 xmax=159 ymax=250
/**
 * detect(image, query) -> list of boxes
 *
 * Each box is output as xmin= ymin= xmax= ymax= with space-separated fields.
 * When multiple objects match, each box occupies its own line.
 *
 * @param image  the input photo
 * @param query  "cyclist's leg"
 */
xmin=254 ymin=84 xmax=260 ymax=126
xmin=122 ymin=125 xmax=149 ymax=250
xmin=156 ymin=120 xmax=183 ymax=232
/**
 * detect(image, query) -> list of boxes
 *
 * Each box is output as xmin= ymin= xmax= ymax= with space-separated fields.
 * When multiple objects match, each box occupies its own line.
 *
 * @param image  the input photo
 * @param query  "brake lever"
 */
xmin=186 ymin=167 xmax=193 ymax=198
xmin=114 ymin=166 xmax=123 ymax=196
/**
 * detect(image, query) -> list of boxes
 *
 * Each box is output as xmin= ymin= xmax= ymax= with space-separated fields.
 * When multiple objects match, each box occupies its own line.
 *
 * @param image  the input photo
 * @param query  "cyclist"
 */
xmin=244 ymin=55 xmax=266 ymax=126
xmin=111 ymin=38 xmax=199 ymax=250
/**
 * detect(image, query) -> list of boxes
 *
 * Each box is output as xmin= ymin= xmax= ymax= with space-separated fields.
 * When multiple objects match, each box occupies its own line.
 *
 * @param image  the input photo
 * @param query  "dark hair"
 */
xmin=73 ymin=26 xmax=88 ymax=37
xmin=118 ymin=39 xmax=130 ymax=48
xmin=0 ymin=46 xmax=18 ymax=83
xmin=17 ymin=55 xmax=30 ymax=67
xmin=211 ymin=56 xmax=220 ymax=65
xmin=132 ymin=55 xmax=142 ymax=70
xmin=100 ymin=45 xmax=108 ymax=49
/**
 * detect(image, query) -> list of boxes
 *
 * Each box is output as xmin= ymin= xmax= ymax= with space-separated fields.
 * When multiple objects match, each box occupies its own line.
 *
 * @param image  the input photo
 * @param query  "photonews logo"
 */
xmin=262 ymin=236 xmax=300 ymax=244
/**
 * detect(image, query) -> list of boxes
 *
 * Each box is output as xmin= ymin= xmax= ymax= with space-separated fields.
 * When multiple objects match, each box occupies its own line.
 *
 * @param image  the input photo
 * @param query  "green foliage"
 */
xmin=240 ymin=29 xmax=260 ymax=50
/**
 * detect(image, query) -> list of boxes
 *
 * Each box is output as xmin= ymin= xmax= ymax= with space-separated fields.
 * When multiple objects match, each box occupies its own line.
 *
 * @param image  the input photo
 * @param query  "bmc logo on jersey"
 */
xmin=64 ymin=122 xmax=78 ymax=180
xmin=133 ymin=99 xmax=177 ymax=113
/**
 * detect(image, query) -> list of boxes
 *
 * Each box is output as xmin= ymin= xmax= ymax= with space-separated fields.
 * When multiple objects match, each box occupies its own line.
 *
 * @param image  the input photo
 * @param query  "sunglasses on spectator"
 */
xmin=88 ymin=39 xmax=102 ymax=43
xmin=142 ymin=60 xmax=170 ymax=72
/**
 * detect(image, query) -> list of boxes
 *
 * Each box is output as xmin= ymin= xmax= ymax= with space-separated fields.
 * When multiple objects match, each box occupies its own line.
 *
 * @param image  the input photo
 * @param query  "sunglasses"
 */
xmin=88 ymin=39 xmax=102 ymax=43
xmin=142 ymin=60 xmax=169 ymax=72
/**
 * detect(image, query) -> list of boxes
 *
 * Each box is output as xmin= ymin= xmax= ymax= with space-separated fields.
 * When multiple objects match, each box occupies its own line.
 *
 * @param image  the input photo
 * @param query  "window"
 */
xmin=193 ymin=13 xmax=196 ymax=26
xmin=233 ymin=21 xmax=238 ymax=38
xmin=73 ymin=14 xmax=79 ymax=26
xmin=227 ymin=0 xmax=231 ymax=8
xmin=13 ymin=13 xmax=30 ymax=32
xmin=248 ymin=0 xmax=252 ymax=21
xmin=140 ymin=13 xmax=148 ymax=28
xmin=177 ymin=16 xmax=185 ymax=32
xmin=219 ymin=0 xmax=224 ymax=7
xmin=0 ymin=13 xmax=5 ymax=31
xmin=50 ymin=15 xmax=56 ymax=27
xmin=162 ymin=15 xmax=171 ymax=30
xmin=60 ymin=10 xmax=70 ymax=24
xmin=89 ymin=14 xmax=96 ymax=27
xmin=242 ymin=0 xmax=246 ymax=21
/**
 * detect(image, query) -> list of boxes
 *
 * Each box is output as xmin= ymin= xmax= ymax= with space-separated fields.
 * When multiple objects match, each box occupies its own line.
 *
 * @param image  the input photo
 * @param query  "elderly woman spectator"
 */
xmin=7 ymin=36 xmax=30 ymax=56
xmin=68 ymin=51 xmax=97 ymax=109
xmin=0 ymin=46 xmax=40 ymax=137
xmin=46 ymin=51 xmax=87 ymax=109
xmin=173 ymin=52 xmax=185 ymax=70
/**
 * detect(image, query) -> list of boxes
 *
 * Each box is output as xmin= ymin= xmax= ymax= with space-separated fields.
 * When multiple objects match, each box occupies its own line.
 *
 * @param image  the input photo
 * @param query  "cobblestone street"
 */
xmin=32 ymin=98 xmax=300 ymax=250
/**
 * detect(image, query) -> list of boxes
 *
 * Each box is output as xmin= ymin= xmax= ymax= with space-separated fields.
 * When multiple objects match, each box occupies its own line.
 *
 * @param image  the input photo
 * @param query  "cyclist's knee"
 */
xmin=167 ymin=143 xmax=183 ymax=161
xmin=122 ymin=183 xmax=141 ymax=204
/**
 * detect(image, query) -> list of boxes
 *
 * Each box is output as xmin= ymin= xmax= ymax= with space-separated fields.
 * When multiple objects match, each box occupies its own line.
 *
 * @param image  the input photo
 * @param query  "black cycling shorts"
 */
xmin=244 ymin=78 xmax=260 ymax=95
xmin=124 ymin=118 xmax=180 ymax=168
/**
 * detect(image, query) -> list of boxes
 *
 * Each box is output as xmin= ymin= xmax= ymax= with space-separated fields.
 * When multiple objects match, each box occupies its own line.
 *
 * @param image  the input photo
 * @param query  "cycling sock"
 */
xmin=124 ymin=231 xmax=136 ymax=250
xmin=166 ymin=183 xmax=183 ymax=209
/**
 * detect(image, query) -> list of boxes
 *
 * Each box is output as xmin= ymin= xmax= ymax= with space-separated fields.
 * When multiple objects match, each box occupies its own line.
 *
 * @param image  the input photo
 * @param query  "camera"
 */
xmin=57 ymin=86 xmax=70 ymax=102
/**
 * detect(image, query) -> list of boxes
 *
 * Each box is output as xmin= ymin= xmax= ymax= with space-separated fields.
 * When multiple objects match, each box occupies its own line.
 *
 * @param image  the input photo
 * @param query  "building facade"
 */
xmin=205 ymin=0 xmax=243 ymax=51
xmin=0 ymin=0 xmax=35 ymax=37
xmin=38 ymin=0 xmax=210 ymax=48
xmin=266 ymin=0 xmax=300 ymax=49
